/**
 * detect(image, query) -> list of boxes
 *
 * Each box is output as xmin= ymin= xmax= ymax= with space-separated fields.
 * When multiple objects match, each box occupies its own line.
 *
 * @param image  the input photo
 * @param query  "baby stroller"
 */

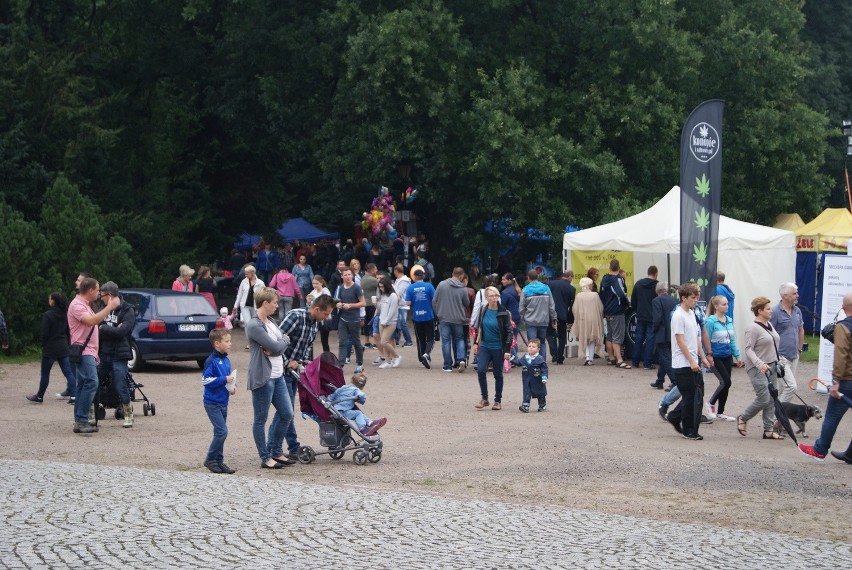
xmin=293 ymin=351 xmax=383 ymax=466
xmin=94 ymin=368 xmax=156 ymax=423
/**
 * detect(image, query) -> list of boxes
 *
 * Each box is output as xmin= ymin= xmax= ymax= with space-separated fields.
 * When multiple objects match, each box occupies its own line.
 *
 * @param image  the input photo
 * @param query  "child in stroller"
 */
xmin=295 ymin=351 xmax=385 ymax=465
xmin=328 ymin=373 xmax=387 ymax=436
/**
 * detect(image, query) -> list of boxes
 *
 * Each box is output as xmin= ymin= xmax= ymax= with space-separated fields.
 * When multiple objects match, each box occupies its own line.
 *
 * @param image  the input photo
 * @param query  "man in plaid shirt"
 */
xmin=273 ymin=294 xmax=336 ymax=459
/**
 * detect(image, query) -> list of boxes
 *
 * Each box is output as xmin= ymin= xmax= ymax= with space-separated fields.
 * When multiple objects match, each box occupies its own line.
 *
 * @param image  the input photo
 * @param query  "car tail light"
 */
xmin=148 ymin=320 xmax=167 ymax=334
xmin=215 ymin=318 xmax=224 ymax=329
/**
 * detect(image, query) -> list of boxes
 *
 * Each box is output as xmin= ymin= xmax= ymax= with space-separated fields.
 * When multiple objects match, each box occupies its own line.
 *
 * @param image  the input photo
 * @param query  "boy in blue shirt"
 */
xmin=201 ymin=329 xmax=236 ymax=474
xmin=517 ymin=338 xmax=548 ymax=412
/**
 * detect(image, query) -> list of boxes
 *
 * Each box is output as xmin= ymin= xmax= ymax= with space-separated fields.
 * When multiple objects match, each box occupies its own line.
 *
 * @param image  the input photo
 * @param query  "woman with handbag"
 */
xmin=472 ymin=286 xmax=513 ymax=410
xmin=736 ymin=296 xmax=785 ymax=440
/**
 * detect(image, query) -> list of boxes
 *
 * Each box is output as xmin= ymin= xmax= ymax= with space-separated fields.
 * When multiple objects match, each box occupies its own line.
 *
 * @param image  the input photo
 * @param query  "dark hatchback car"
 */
xmin=120 ymin=289 xmax=224 ymax=371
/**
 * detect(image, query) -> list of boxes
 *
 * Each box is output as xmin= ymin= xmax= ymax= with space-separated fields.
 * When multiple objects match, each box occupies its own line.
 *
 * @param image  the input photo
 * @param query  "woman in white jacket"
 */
xmin=233 ymin=265 xmax=265 ymax=343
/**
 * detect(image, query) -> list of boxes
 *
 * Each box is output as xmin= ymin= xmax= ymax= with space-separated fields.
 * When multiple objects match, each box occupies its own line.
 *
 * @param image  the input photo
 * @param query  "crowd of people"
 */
xmin=14 ymin=245 xmax=852 ymax=472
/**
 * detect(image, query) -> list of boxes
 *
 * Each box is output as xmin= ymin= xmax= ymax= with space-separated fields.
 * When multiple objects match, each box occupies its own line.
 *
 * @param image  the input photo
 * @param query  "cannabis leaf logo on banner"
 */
xmin=694 ymin=208 xmax=710 ymax=230
xmin=693 ymin=242 xmax=708 ymax=264
xmin=695 ymin=174 xmax=710 ymax=198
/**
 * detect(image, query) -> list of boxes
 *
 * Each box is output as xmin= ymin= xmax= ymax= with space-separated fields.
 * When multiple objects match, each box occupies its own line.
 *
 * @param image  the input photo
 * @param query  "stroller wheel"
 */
xmin=297 ymin=446 xmax=315 ymax=464
xmin=114 ymin=407 xmax=124 ymax=420
xmin=353 ymin=450 xmax=368 ymax=465
xmin=368 ymin=448 xmax=382 ymax=463
xmin=142 ymin=403 xmax=150 ymax=416
xmin=96 ymin=406 xmax=106 ymax=421
xmin=329 ymin=450 xmax=345 ymax=460
xmin=150 ymin=402 xmax=156 ymax=416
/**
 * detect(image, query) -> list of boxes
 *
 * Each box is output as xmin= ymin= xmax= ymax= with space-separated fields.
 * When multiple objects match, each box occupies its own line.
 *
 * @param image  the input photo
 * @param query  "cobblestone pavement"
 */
xmin=1 ymin=460 xmax=848 ymax=569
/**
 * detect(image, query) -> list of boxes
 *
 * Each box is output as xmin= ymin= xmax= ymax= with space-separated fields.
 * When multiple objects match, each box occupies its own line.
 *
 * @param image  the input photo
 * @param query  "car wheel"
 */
xmin=128 ymin=342 xmax=144 ymax=372
xmin=197 ymin=358 xmax=206 ymax=370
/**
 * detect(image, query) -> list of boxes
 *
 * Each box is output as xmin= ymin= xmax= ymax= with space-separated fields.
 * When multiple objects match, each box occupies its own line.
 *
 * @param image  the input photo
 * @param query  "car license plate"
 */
xmin=178 ymin=324 xmax=206 ymax=332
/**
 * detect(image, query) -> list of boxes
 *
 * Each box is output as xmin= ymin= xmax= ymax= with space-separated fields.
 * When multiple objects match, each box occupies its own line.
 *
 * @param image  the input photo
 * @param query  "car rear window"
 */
xmin=155 ymin=295 xmax=218 ymax=317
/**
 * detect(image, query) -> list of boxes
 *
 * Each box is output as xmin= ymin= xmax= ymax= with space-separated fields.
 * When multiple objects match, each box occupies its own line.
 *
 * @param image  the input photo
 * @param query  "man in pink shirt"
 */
xmin=68 ymin=277 xmax=120 ymax=434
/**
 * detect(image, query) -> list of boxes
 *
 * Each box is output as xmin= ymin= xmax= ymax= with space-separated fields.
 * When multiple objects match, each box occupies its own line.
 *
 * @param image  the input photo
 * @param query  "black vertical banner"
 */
xmin=680 ymin=100 xmax=724 ymax=299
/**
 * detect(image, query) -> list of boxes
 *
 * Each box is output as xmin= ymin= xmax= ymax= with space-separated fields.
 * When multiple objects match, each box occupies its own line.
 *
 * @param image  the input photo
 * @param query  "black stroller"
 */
xmin=94 ymin=368 xmax=156 ymax=423
xmin=293 ymin=352 xmax=383 ymax=465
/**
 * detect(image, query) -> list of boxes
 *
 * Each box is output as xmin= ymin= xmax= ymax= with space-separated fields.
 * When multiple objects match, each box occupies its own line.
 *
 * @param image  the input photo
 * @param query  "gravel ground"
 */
xmin=2 ymin=328 xmax=850 ymax=543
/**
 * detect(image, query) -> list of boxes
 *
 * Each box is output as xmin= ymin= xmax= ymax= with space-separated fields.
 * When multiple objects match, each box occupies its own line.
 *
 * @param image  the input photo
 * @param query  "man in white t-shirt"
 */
xmin=665 ymin=282 xmax=711 ymax=440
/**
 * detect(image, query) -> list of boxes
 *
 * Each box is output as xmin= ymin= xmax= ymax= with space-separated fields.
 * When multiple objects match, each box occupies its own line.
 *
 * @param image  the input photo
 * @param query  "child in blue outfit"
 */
xmin=201 ymin=329 xmax=236 ymax=474
xmin=518 ymin=338 xmax=548 ymax=412
xmin=327 ymin=372 xmax=387 ymax=436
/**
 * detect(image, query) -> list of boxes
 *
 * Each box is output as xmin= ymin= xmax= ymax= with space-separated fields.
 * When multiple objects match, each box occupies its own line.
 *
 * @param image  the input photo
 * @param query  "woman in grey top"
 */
xmin=737 ymin=296 xmax=785 ymax=440
xmin=246 ymin=287 xmax=296 ymax=468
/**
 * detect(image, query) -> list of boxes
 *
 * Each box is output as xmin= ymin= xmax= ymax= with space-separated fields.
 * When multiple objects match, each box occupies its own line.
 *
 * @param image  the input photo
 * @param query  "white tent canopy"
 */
xmin=563 ymin=186 xmax=796 ymax=343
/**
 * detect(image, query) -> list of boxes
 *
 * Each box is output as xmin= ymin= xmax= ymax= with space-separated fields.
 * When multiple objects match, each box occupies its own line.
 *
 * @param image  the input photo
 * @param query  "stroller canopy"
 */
xmin=298 ymin=352 xmax=346 ymax=421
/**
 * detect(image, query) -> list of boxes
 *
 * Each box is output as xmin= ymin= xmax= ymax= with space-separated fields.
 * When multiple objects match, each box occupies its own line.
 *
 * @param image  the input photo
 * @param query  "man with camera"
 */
xmin=769 ymin=282 xmax=804 ymax=403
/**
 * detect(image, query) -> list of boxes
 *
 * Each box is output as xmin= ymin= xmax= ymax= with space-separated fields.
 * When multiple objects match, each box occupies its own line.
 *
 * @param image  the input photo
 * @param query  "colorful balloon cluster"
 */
xmin=361 ymin=186 xmax=396 ymax=237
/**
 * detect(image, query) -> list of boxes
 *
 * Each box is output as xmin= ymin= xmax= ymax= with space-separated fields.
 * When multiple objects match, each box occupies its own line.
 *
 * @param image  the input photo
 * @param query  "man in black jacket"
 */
xmin=547 ymin=271 xmax=576 ymax=364
xmin=98 ymin=281 xmax=137 ymax=428
xmin=651 ymin=282 xmax=678 ymax=391
xmin=599 ymin=259 xmax=630 ymax=368
xmin=630 ymin=266 xmax=659 ymax=369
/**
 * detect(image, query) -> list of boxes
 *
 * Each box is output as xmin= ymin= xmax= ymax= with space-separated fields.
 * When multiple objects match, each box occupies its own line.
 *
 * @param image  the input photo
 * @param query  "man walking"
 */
xmin=769 ymin=282 xmax=804 ymax=403
xmin=631 ymin=266 xmax=659 ymax=369
xmin=406 ymin=269 xmax=436 ymax=368
xmin=599 ymin=259 xmax=630 ymax=368
xmin=799 ymin=292 xmax=852 ymax=462
xmin=433 ymin=267 xmax=470 ymax=372
xmin=335 ymin=269 xmax=365 ymax=373
xmin=255 ymin=243 xmax=280 ymax=284
xmin=392 ymin=265 xmax=414 ymax=347
xmin=651 ymin=282 xmax=678 ymax=392
xmin=547 ymin=271 xmax=575 ymax=364
xmin=520 ymin=270 xmax=557 ymax=363
xmin=68 ymin=278 xmax=120 ymax=434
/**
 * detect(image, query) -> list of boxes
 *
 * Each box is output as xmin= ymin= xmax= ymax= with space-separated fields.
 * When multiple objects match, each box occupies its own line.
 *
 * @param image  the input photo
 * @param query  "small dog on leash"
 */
xmin=773 ymin=403 xmax=823 ymax=438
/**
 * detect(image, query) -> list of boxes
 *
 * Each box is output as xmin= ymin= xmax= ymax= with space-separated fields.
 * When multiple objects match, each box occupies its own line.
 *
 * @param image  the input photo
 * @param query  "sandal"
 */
xmin=607 ymin=358 xmax=617 ymax=366
xmin=763 ymin=431 xmax=785 ymax=440
xmin=616 ymin=362 xmax=632 ymax=369
xmin=736 ymin=415 xmax=747 ymax=437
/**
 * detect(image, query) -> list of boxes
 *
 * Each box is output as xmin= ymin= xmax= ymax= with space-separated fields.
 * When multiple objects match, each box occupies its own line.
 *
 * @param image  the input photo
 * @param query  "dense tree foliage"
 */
xmin=0 ymin=0 xmax=849 ymax=349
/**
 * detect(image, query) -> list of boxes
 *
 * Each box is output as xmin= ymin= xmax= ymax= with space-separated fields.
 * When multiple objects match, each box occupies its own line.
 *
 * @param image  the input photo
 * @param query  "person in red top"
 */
xmin=68 ymin=277 xmax=120 ymax=434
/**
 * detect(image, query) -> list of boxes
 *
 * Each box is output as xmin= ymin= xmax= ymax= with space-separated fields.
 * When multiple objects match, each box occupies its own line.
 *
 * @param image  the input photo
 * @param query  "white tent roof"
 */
xmin=563 ymin=186 xmax=796 ymax=342
xmin=562 ymin=186 xmax=794 ymax=253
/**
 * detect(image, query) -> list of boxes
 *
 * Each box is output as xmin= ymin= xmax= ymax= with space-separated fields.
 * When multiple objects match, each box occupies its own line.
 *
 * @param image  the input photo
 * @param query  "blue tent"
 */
xmin=234 ymin=217 xmax=339 ymax=249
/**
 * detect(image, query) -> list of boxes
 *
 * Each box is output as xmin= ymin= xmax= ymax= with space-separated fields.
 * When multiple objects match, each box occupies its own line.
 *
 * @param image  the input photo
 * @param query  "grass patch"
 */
xmin=799 ymin=334 xmax=821 ymax=363
xmin=0 ymin=345 xmax=42 ymax=364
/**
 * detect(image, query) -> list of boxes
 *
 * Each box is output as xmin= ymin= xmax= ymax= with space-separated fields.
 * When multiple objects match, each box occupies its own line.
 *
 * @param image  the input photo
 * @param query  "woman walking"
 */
xmin=472 ymin=286 xmax=512 ymax=410
xmin=737 ymin=297 xmax=784 ymax=440
xmin=195 ymin=265 xmax=217 ymax=310
xmin=703 ymin=295 xmax=742 ymax=421
xmin=26 ymin=293 xmax=76 ymax=403
xmin=292 ymin=255 xmax=314 ymax=308
xmin=247 ymin=287 xmax=297 ymax=469
xmin=307 ymin=276 xmax=332 ymax=352
xmin=375 ymin=277 xmax=401 ymax=368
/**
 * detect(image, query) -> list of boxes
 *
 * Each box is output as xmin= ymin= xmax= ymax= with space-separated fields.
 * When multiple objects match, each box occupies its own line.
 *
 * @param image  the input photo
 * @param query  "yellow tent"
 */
xmin=794 ymin=208 xmax=852 ymax=252
xmin=773 ymin=213 xmax=805 ymax=232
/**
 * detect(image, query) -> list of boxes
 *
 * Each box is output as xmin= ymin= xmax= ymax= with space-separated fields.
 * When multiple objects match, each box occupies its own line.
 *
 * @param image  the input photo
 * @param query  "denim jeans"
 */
xmin=391 ymin=308 xmax=413 ymax=344
xmin=97 ymin=355 xmax=131 ymax=405
xmin=251 ymin=376 xmax=293 ymax=463
xmin=813 ymin=380 xmax=852 ymax=455
xmin=204 ymin=402 xmax=228 ymax=463
xmin=73 ymin=355 xmax=99 ymax=425
xmin=660 ymin=385 xmax=681 ymax=407
xmin=341 ymin=409 xmax=370 ymax=430
xmin=268 ymin=373 xmax=301 ymax=455
xmin=525 ymin=324 xmax=549 ymax=361
xmin=38 ymin=355 xmax=76 ymax=399
xmin=439 ymin=322 xmax=466 ymax=369
xmin=631 ymin=320 xmax=655 ymax=368
xmin=338 ymin=319 xmax=364 ymax=366
xmin=655 ymin=344 xmax=675 ymax=386
xmin=277 ymin=296 xmax=294 ymax=322
xmin=476 ymin=347 xmax=505 ymax=402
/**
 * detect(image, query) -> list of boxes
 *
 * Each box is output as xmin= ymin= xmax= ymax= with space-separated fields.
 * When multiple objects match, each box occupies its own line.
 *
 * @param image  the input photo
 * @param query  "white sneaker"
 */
xmin=706 ymin=402 xmax=717 ymax=418
xmin=422 ymin=353 xmax=431 ymax=363
xmin=391 ymin=357 xmax=401 ymax=368
xmin=378 ymin=362 xmax=392 ymax=369
xmin=716 ymin=413 xmax=736 ymax=422
xmin=372 ymin=357 xmax=385 ymax=365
